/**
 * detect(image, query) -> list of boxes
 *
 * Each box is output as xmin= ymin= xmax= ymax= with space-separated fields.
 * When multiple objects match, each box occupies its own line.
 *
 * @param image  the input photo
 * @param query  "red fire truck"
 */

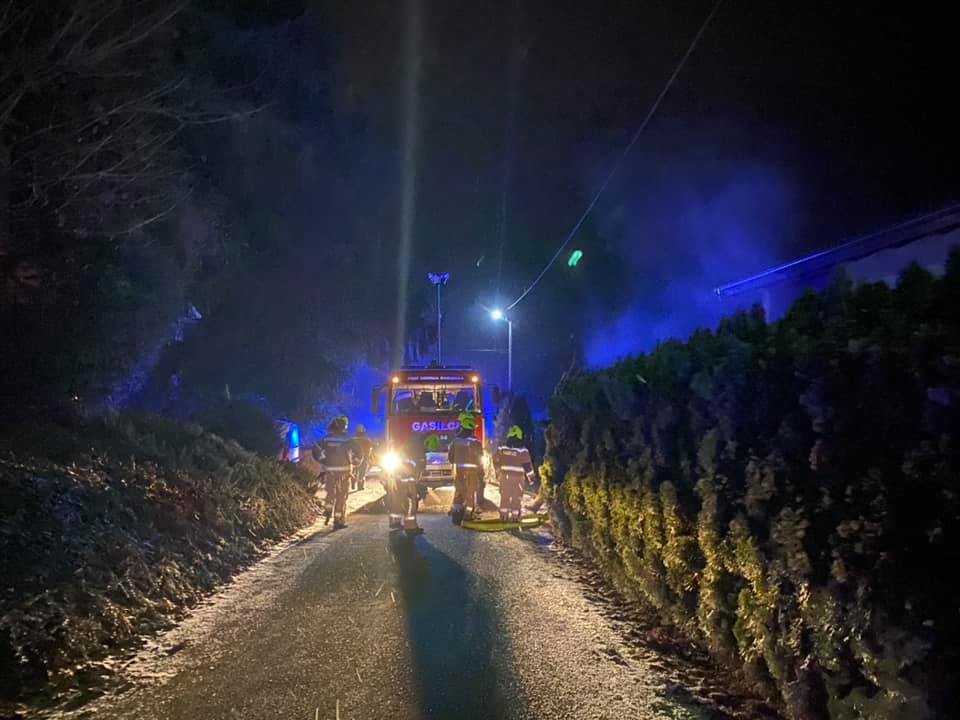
xmin=372 ymin=364 xmax=493 ymax=485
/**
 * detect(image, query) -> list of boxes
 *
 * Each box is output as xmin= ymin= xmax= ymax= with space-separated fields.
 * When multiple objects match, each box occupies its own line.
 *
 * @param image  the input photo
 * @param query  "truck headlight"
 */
xmin=380 ymin=450 xmax=402 ymax=473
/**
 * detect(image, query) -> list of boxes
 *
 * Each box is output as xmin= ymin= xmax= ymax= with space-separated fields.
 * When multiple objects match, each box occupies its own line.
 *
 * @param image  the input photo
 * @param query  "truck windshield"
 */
xmin=392 ymin=385 xmax=476 ymax=416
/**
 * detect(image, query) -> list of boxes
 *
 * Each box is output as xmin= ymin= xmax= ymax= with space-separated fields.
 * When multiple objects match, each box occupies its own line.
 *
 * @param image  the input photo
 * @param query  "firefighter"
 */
xmin=397 ymin=454 xmax=424 ymax=535
xmin=385 ymin=433 xmax=425 ymax=530
xmin=384 ymin=464 xmax=403 ymax=530
xmin=352 ymin=424 xmax=373 ymax=491
xmin=449 ymin=412 xmax=483 ymax=525
xmin=402 ymin=434 xmax=442 ymax=533
xmin=494 ymin=425 xmax=535 ymax=523
xmin=314 ymin=416 xmax=356 ymax=529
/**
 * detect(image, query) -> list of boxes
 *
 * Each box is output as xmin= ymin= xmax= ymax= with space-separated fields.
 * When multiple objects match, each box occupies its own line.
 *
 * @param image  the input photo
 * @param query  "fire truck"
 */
xmin=372 ymin=364 xmax=495 ymax=485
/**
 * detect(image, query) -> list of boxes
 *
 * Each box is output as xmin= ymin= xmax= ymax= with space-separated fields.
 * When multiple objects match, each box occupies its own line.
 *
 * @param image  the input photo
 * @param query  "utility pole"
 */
xmin=490 ymin=308 xmax=513 ymax=393
xmin=507 ymin=316 xmax=513 ymax=393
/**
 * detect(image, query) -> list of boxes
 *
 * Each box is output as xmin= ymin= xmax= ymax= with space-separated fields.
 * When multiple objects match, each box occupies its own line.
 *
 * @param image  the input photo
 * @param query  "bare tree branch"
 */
xmin=135 ymin=102 xmax=272 ymax=126
xmin=83 ymin=1 xmax=188 ymax=67
xmin=54 ymin=113 xmax=140 ymax=187
xmin=50 ymin=127 xmax=183 ymax=213
xmin=64 ymin=2 xmax=124 ymax=64
xmin=0 ymin=1 xmax=14 ymax=31
xmin=2 ymin=0 xmax=254 ymax=262
xmin=11 ymin=77 xmax=187 ymax=149
xmin=0 ymin=90 xmax=24 ymax=126
xmin=116 ymin=186 xmax=193 ymax=236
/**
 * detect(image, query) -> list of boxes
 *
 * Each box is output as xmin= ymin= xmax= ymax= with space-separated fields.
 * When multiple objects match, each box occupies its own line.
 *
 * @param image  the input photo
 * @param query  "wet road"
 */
xmin=65 ymin=510 xmax=753 ymax=720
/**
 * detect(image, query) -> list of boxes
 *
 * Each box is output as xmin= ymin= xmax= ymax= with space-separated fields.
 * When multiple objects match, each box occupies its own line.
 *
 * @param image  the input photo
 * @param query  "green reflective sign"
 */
xmin=567 ymin=249 xmax=583 ymax=267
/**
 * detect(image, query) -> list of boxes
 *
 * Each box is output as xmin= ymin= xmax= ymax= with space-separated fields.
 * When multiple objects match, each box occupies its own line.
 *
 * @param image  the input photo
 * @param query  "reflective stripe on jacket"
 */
xmin=353 ymin=435 xmax=373 ymax=461
xmin=494 ymin=446 xmax=533 ymax=476
xmin=449 ymin=436 xmax=482 ymax=468
xmin=316 ymin=435 xmax=355 ymax=468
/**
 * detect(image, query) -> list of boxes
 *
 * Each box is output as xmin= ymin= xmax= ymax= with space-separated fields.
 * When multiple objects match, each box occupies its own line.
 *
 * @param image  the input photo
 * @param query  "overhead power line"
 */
xmin=505 ymin=0 xmax=726 ymax=311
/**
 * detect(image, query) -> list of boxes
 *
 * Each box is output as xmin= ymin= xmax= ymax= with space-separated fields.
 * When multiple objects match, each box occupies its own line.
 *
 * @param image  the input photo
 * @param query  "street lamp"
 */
xmin=489 ymin=308 xmax=512 ymax=392
xmin=428 ymin=272 xmax=450 ymax=365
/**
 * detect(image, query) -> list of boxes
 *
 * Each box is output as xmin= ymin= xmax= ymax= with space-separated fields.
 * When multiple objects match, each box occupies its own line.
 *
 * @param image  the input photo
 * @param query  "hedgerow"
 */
xmin=545 ymin=255 xmax=960 ymax=719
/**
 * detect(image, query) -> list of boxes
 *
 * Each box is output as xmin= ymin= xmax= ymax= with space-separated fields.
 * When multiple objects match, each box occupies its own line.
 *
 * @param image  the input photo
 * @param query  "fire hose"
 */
xmin=461 ymin=513 xmax=547 ymax=532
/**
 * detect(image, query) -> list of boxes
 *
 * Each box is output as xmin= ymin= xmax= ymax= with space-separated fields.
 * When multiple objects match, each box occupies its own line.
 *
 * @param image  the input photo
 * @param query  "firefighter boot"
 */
xmin=403 ymin=516 xmax=423 ymax=536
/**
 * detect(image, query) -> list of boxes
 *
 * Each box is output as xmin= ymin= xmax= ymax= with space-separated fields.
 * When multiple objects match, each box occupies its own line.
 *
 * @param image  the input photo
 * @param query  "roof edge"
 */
xmin=715 ymin=203 xmax=960 ymax=298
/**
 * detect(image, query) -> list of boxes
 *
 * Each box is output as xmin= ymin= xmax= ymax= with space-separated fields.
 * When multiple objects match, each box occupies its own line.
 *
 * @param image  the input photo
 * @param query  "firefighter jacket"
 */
xmin=353 ymin=435 xmax=373 ymax=463
xmin=314 ymin=433 xmax=357 ymax=472
xmin=448 ymin=435 xmax=482 ymax=471
xmin=493 ymin=446 xmax=534 ymax=479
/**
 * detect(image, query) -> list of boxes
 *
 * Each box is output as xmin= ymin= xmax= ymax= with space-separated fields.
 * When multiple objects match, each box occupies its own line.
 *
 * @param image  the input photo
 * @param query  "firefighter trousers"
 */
xmin=398 ymin=477 xmax=420 ymax=531
xmin=385 ymin=474 xmax=401 ymax=527
xmin=386 ymin=475 xmax=420 ymax=529
xmin=324 ymin=471 xmax=350 ymax=524
xmin=453 ymin=468 xmax=482 ymax=516
xmin=498 ymin=470 xmax=525 ymax=520
xmin=353 ymin=460 xmax=368 ymax=490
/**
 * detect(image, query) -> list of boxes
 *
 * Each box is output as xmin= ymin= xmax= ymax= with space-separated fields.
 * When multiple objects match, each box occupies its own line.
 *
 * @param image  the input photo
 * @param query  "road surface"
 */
xmin=57 ymin=497 xmax=773 ymax=720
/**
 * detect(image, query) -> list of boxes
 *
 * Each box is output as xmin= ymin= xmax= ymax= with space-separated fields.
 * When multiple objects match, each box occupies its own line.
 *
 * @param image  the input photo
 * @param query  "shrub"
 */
xmin=199 ymin=399 xmax=284 ymax=457
xmin=545 ymin=256 xmax=960 ymax=719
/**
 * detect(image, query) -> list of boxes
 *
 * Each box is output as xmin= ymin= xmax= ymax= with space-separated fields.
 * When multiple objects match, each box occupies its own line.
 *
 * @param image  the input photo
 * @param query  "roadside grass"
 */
xmin=0 ymin=413 xmax=319 ymax=704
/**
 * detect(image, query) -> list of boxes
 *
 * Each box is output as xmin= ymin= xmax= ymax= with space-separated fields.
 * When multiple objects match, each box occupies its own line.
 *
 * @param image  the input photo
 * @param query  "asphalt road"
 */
xmin=61 ymin=505 xmax=765 ymax=720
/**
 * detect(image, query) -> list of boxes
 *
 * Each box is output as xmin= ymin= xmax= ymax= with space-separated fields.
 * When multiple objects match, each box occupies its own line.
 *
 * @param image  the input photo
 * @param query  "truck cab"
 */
xmin=372 ymin=365 xmax=487 ymax=485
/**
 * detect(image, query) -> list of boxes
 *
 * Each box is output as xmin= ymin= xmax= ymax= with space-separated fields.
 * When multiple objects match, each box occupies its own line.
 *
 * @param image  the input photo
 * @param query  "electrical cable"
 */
xmin=505 ymin=0 xmax=725 ymax=311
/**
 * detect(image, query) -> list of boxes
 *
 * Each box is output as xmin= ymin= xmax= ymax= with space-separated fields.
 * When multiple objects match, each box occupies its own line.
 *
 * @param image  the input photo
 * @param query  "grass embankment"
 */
xmin=0 ymin=414 xmax=318 ymax=703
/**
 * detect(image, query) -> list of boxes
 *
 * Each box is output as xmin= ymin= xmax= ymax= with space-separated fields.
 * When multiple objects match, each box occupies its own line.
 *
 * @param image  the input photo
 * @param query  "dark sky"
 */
xmin=325 ymin=0 xmax=958 ymax=410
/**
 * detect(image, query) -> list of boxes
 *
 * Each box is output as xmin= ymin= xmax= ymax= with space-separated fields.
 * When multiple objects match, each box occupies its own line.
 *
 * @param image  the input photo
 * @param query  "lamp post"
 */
xmin=490 ymin=308 xmax=512 ymax=393
xmin=428 ymin=272 xmax=449 ymax=365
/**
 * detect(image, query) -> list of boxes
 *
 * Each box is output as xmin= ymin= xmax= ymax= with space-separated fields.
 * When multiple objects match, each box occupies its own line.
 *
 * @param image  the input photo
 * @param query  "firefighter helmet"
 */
xmin=458 ymin=412 xmax=478 ymax=431
xmin=355 ymin=424 xmax=367 ymax=436
xmin=507 ymin=425 xmax=524 ymax=441
xmin=329 ymin=415 xmax=348 ymax=433
xmin=424 ymin=433 xmax=441 ymax=452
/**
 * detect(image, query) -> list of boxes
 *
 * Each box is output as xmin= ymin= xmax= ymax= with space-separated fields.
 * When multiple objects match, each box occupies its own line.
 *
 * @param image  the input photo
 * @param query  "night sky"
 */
xmin=279 ymin=1 xmax=959 ymax=411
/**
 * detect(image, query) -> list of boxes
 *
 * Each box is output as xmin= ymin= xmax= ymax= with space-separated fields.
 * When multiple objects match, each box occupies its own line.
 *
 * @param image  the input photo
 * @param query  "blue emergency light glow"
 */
xmin=289 ymin=426 xmax=300 ymax=448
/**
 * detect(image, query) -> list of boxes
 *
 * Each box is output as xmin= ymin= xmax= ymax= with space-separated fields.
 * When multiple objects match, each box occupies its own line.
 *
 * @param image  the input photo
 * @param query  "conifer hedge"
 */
xmin=544 ymin=256 xmax=960 ymax=719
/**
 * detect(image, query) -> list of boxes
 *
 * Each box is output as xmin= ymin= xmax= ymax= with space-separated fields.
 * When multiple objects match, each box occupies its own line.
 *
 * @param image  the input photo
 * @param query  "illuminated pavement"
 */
xmin=62 ymin=505 xmax=767 ymax=720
